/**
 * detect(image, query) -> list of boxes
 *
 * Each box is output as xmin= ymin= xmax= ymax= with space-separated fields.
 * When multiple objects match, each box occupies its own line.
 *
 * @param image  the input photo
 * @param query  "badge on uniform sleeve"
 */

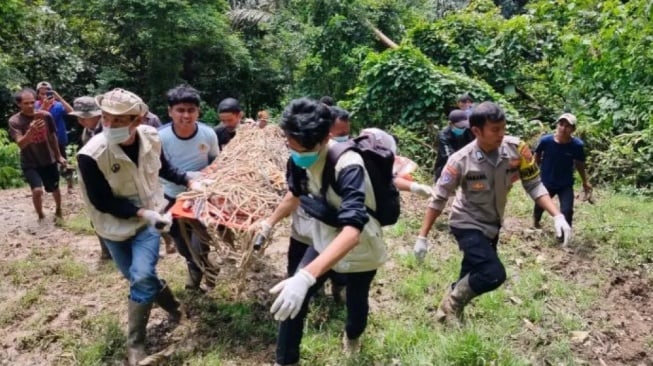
xmin=519 ymin=143 xmax=533 ymax=161
xmin=440 ymin=165 xmax=458 ymax=185
xmin=518 ymin=141 xmax=539 ymax=180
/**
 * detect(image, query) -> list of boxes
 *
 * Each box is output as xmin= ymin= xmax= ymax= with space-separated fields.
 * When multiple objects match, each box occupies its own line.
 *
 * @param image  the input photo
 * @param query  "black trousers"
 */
xmin=287 ymin=237 xmax=346 ymax=285
xmin=450 ymin=227 xmax=506 ymax=295
xmin=164 ymin=196 xmax=203 ymax=273
xmin=275 ymin=246 xmax=376 ymax=365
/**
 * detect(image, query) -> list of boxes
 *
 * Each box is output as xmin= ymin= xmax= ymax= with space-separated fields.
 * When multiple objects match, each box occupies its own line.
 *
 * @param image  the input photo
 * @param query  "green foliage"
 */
xmin=591 ymin=129 xmax=653 ymax=188
xmin=349 ymin=45 xmax=527 ymax=167
xmin=286 ymin=0 xmax=416 ymax=101
xmin=408 ymin=3 xmax=564 ymax=120
xmin=388 ymin=124 xmax=435 ymax=171
xmin=1 ymin=0 xmax=653 ymax=189
xmin=0 ymin=129 xmax=23 ymax=188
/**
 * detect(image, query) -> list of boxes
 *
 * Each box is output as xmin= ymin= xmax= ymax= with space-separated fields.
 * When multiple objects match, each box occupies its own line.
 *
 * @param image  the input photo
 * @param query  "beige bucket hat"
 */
xmin=95 ymin=88 xmax=148 ymax=116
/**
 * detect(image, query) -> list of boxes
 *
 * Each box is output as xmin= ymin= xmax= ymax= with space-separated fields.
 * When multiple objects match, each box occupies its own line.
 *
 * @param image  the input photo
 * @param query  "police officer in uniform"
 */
xmin=415 ymin=101 xmax=572 ymax=325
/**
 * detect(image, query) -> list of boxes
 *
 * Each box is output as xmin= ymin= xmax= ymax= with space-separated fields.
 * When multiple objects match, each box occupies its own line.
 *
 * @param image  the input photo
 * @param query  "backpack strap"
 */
xmin=320 ymin=140 xmax=357 ymax=197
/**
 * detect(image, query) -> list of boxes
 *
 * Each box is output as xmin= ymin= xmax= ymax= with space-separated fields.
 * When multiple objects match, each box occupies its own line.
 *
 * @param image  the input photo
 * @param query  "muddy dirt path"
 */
xmin=0 ymin=187 xmax=651 ymax=365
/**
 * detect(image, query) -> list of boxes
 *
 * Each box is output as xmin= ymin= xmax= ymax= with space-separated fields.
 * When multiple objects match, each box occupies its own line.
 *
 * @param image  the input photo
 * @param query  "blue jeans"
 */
xmin=533 ymin=185 xmax=574 ymax=226
xmin=103 ymin=226 xmax=163 ymax=304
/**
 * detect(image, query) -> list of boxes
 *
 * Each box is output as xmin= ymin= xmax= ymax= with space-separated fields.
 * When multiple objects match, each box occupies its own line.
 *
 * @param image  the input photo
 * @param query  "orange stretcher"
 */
xmin=169 ymin=197 xmax=256 ymax=231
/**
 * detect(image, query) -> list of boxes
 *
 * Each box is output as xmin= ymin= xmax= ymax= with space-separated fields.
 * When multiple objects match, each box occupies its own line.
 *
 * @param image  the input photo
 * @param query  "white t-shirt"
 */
xmin=159 ymin=122 xmax=219 ymax=198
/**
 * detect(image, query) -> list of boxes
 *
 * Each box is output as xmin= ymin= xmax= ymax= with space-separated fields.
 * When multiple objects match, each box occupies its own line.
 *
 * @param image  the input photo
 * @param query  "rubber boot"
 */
xmin=435 ymin=274 xmax=476 ymax=326
xmin=155 ymin=281 xmax=182 ymax=324
xmin=127 ymin=300 xmax=152 ymax=366
xmin=185 ymin=266 xmax=203 ymax=292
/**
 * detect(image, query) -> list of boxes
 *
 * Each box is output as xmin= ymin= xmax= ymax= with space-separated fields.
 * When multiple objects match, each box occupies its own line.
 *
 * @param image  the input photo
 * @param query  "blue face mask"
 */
xmin=451 ymin=127 xmax=466 ymax=137
xmin=332 ymin=135 xmax=349 ymax=143
xmin=290 ymin=148 xmax=320 ymax=168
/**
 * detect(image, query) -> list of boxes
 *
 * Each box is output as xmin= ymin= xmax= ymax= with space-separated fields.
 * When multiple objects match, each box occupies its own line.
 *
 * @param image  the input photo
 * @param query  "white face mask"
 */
xmin=104 ymin=125 xmax=132 ymax=145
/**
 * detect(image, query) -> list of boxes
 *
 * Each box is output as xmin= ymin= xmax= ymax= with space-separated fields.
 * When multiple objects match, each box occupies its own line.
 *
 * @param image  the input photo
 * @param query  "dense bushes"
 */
xmin=1 ymin=0 xmax=653 ymax=190
xmin=0 ymin=130 xmax=23 ymax=188
xmin=348 ymin=46 xmax=530 ymax=167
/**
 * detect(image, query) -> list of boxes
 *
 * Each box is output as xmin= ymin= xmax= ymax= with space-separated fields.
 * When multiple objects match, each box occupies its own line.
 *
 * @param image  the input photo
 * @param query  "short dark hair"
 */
xmin=457 ymin=93 xmax=473 ymax=103
xmin=218 ymin=97 xmax=241 ymax=113
xmin=319 ymin=96 xmax=335 ymax=106
xmin=281 ymin=98 xmax=333 ymax=150
xmin=470 ymin=101 xmax=505 ymax=129
xmin=166 ymin=85 xmax=201 ymax=107
xmin=15 ymin=88 xmax=36 ymax=104
xmin=330 ymin=106 xmax=350 ymax=122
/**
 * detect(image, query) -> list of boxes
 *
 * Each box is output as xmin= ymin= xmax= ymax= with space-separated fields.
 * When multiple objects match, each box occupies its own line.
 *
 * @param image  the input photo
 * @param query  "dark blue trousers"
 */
xmin=450 ymin=227 xmax=506 ymax=295
xmin=533 ymin=185 xmax=575 ymax=226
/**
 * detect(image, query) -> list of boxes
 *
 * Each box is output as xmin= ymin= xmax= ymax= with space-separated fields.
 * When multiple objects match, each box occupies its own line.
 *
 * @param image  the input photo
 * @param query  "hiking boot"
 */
xmin=435 ymin=275 xmax=476 ymax=326
xmin=127 ymin=300 xmax=152 ymax=366
xmin=342 ymin=332 xmax=361 ymax=356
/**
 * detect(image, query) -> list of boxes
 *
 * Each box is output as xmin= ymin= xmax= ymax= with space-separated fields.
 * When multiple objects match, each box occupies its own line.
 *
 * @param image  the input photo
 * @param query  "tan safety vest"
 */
xmin=78 ymin=125 xmax=168 ymax=241
xmin=304 ymin=141 xmax=386 ymax=273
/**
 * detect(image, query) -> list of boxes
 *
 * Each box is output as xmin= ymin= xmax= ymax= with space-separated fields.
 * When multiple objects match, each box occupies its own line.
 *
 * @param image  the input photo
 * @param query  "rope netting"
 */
xmin=170 ymin=124 xmax=288 ymax=284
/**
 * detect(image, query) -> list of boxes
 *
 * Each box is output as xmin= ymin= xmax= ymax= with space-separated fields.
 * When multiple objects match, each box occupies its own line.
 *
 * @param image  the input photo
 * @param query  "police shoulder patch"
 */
xmin=439 ymin=165 xmax=459 ymax=185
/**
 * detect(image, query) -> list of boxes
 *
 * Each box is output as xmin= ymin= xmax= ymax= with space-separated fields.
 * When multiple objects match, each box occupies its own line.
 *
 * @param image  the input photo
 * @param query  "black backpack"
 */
xmin=294 ymin=134 xmax=400 ymax=227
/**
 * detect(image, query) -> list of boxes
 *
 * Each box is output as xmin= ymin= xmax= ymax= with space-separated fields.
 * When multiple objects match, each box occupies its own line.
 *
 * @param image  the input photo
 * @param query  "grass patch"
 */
xmin=3 ymin=247 xmax=89 ymax=285
xmin=575 ymin=191 xmax=653 ymax=266
xmin=0 ymin=284 xmax=46 ymax=326
xmin=191 ymin=294 xmax=277 ymax=348
xmin=60 ymin=211 xmax=94 ymax=235
xmin=63 ymin=314 xmax=126 ymax=366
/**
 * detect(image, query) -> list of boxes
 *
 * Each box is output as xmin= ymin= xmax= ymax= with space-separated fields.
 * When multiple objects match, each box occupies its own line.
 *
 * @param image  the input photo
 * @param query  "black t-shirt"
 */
xmin=214 ymin=125 xmax=236 ymax=150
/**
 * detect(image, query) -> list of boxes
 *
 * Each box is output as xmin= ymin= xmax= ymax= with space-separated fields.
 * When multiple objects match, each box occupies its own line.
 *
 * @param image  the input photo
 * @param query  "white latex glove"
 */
xmin=414 ymin=235 xmax=429 ymax=262
xmin=252 ymin=220 xmax=273 ymax=250
xmin=141 ymin=209 xmax=172 ymax=232
xmin=159 ymin=212 xmax=173 ymax=233
xmin=185 ymin=171 xmax=204 ymax=180
xmin=410 ymin=182 xmax=433 ymax=198
xmin=269 ymin=269 xmax=316 ymax=321
xmin=553 ymin=214 xmax=572 ymax=247
xmin=189 ymin=180 xmax=204 ymax=191
xmin=257 ymin=220 xmax=273 ymax=239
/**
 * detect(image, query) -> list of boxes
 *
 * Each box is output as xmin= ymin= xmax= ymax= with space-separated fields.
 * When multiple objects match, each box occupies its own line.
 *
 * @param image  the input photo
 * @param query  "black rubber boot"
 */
xmin=155 ymin=281 xmax=182 ymax=324
xmin=127 ymin=300 xmax=152 ymax=366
